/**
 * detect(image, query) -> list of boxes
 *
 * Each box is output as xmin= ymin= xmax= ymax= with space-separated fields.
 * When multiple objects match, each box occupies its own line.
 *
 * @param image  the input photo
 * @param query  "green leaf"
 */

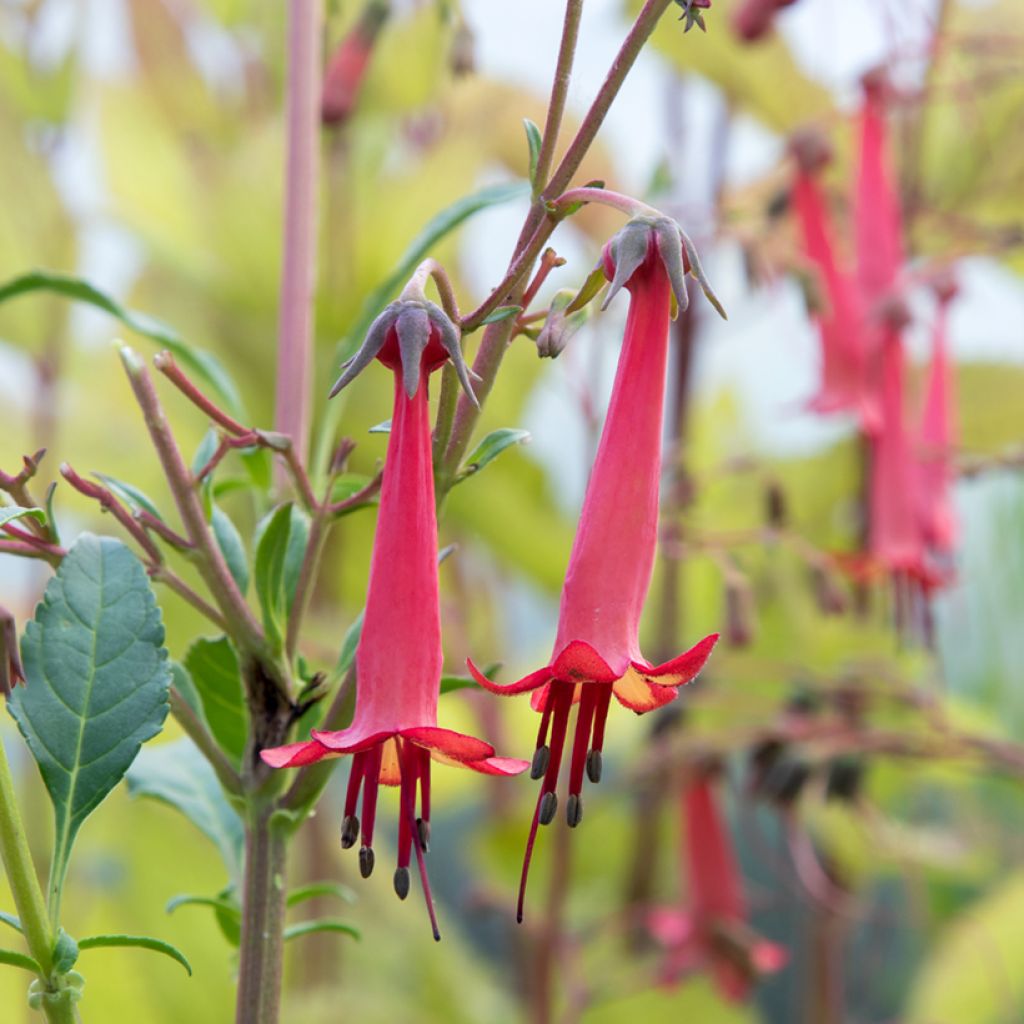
xmin=44 ymin=482 xmax=60 ymax=545
xmin=127 ymin=737 xmax=244 ymax=882
xmin=0 ymin=506 xmax=46 ymax=530
xmin=286 ymin=882 xmax=357 ymax=908
xmin=182 ymin=638 xmax=247 ymax=768
xmin=523 ymin=117 xmax=543 ymax=187
xmin=335 ymin=610 xmax=364 ymax=677
xmin=77 ymin=934 xmax=192 ymax=976
xmin=165 ymin=893 xmax=240 ymax=918
xmin=0 ymin=270 xmax=245 ymax=419
xmin=283 ymin=919 xmax=360 ymax=944
xmin=455 ymin=428 xmax=531 ymax=483
xmin=439 ymin=674 xmax=477 ymax=695
xmin=7 ymin=535 xmax=171 ymax=915
xmin=52 ymin=929 xmax=78 ymax=973
xmin=93 ymin=474 xmax=164 ymax=522
xmin=0 ymin=948 xmax=41 ymax=974
xmin=565 ymin=265 xmax=608 ymax=314
xmin=330 ymin=473 xmax=375 ymax=505
xmin=480 ymin=304 xmax=522 ymax=326
xmin=0 ymin=912 xmax=22 ymax=934
xmin=211 ymin=505 xmax=249 ymax=595
xmin=191 ymin=428 xmax=220 ymax=478
xmin=333 ymin=179 xmax=530 ymax=367
xmin=252 ymin=503 xmax=309 ymax=651
xmin=169 ymin=661 xmax=203 ymax=719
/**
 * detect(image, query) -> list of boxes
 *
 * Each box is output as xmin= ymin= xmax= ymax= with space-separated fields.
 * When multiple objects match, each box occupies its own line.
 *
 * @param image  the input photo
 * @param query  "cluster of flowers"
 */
xmin=260 ymin=215 xmax=736 ymax=957
xmin=791 ymin=71 xmax=958 ymax=600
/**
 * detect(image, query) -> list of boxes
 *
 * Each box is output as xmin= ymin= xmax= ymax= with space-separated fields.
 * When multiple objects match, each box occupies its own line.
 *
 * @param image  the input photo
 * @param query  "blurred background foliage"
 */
xmin=2 ymin=0 xmax=1024 ymax=1021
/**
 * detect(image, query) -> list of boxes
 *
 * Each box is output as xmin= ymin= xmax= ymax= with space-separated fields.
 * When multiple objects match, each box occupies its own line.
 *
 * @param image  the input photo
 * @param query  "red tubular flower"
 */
xmin=855 ymin=72 xmax=904 ymax=313
xmin=648 ymin=775 xmax=786 ymax=1001
xmin=0 ymin=605 xmax=24 ymax=699
xmin=321 ymin=1 xmax=389 ymax=126
xmin=918 ymin=274 xmax=959 ymax=558
xmin=468 ymin=216 xmax=721 ymax=918
xmin=789 ymin=130 xmax=871 ymax=422
xmin=262 ymin=289 xmax=527 ymax=937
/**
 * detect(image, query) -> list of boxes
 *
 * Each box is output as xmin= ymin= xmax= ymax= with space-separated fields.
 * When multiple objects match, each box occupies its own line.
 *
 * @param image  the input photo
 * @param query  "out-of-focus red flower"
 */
xmin=648 ymin=775 xmax=787 ymax=1001
xmin=0 ymin=607 xmax=24 ymax=699
xmin=469 ymin=216 xmax=720 ymax=918
xmin=732 ymin=0 xmax=799 ymax=42
xmin=321 ymin=2 xmax=389 ymax=126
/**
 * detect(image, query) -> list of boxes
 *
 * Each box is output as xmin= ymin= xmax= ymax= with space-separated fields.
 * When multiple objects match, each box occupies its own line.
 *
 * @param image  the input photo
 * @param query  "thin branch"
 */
xmin=154 ymin=352 xmax=249 ymax=436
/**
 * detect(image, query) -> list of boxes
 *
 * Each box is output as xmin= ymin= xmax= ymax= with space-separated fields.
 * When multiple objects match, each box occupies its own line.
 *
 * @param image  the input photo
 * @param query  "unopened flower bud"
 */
xmin=0 ymin=608 xmax=24 ymax=699
xmin=789 ymin=127 xmax=833 ymax=176
xmin=322 ymin=2 xmax=390 ymax=126
xmin=536 ymin=289 xmax=590 ymax=358
xmin=448 ymin=16 xmax=476 ymax=77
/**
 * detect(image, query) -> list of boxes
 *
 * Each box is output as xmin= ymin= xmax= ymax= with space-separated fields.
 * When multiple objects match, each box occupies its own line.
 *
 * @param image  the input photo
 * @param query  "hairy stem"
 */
xmin=274 ymin=0 xmax=323 ymax=476
xmin=235 ymin=807 xmax=289 ymax=1024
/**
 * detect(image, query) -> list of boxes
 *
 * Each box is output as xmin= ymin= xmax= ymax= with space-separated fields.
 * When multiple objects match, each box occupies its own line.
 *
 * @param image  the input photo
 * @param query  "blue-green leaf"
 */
xmin=127 ymin=737 xmax=244 ymax=882
xmin=480 ymin=304 xmax=522 ymax=326
xmin=335 ymin=610 xmax=364 ymax=677
xmin=0 ymin=948 xmax=41 ymax=973
xmin=368 ymin=420 xmax=391 ymax=435
xmin=0 ymin=912 xmax=22 ymax=934
xmin=283 ymin=919 xmax=360 ymax=943
xmin=454 ymin=428 xmax=531 ymax=483
xmin=0 ymin=506 xmax=46 ymax=530
xmin=182 ymin=638 xmax=247 ymax=768
xmin=252 ymin=503 xmax=308 ymax=652
xmin=211 ymin=505 xmax=249 ymax=595
xmin=8 ymin=535 xmax=171 ymax=915
xmin=0 ymin=270 xmax=244 ymax=419
xmin=524 ymin=118 xmax=543 ymax=188
xmin=77 ymin=934 xmax=192 ymax=976
xmin=286 ymin=882 xmax=356 ymax=908
xmin=52 ymin=929 xmax=78 ymax=973
xmin=93 ymin=474 xmax=164 ymax=522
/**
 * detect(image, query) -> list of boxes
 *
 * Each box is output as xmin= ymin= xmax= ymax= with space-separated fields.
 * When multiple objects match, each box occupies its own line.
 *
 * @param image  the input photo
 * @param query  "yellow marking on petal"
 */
xmin=613 ymin=666 xmax=668 ymax=713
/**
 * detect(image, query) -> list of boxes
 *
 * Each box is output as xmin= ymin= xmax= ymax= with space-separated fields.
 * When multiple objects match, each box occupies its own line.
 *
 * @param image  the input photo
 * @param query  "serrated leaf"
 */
xmin=333 ymin=180 xmax=529 ymax=369
xmin=93 ymin=474 xmax=164 ymax=522
xmin=286 ymin=882 xmax=357 ymax=908
xmin=127 ymin=737 xmax=244 ymax=882
xmin=523 ymin=117 xmax=543 ymax=186
xmin=211 ymin=505 xmax=249 ymax=595
xmin=0 ymin=948 xmax=41 ymax=973
xmin=8 ymin=535 xmax=170 ymax=916
xmin=0 ymin=912 xmax=22 ymax=934
xmin=455 ymin=428 xmax=531 ymax=482
xmin=182 ymin=638 xmax=247 ymax=767
xmin=0 ymin=506 xmax=46 ymax=530
xmin=252 ymin=503 xmax=308 ymax=651
xmin=283 ymin=919 xmax=360 ymax=943
xmin=77 ymin=934 xmax=192 ymax=976
xmin=480 ymin=304 xmax=522 ymax=326
xmin=0 ymin=270 xmax=245 ymax=419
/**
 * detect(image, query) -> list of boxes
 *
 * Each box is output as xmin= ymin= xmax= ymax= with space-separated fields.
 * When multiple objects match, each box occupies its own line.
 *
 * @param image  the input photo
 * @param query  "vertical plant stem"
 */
xmin=0 ymin=737 xmax=53 ymax=974
xmin=0 ymin=738 xmax=78 ymax=1022
xmin=235 ymin=807 xmax=289 ymax=1024
xmin=274 ymin=0 xmax=323 ymax=476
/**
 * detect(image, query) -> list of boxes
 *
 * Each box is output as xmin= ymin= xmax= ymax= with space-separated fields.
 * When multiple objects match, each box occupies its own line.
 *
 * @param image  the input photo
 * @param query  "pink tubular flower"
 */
xmin=648 ymin=774 xmax=786 ymax=1001
xmin=468 ymin=216 xmax=722 ymax=917
xmin=262 ymin=285 xmax=527 ymax=936
xmin=789 ymin=130 xmax=870 ymax=422
xmin=918 ymin=273 xmax=959 ymax=558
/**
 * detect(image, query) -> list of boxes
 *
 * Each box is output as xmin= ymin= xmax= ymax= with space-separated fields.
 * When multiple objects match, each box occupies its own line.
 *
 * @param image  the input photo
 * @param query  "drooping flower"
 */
xmin=648 ymin=773 xmax=786 ymax=1001
xmin=262 ymin=277 xmax=528 ymax=937
xmin=468 ymin=215 xmax=721 ymax=917
xmin=0 ymin=605 xmax=24 ymax=699
xmin=789 ymin=129 xmax=871 ymax=423
xmin=321 ymin=1 xmax=390 ymax=126
xmin=917 ymin=272 xmax=959 ymax=561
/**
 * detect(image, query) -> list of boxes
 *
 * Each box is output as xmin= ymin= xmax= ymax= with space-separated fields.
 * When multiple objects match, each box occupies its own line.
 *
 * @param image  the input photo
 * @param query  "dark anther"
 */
xmin=416 ymin=817 xmax=431 ymax=852
xmin=585 ymin=749 xmax=603 ymax=784
xmin=762 ymin=758 xmax=811 ymax=806
xmin=566 ymin=793 xmax=583 ymax=828
xmin=340 ymin=815 xmax=359 ymax=850
xmin=825 ymin=755 xmax=865 ymax=803
xmin=530 ymin=745 xmax=551 ymax=780
xmin=393 ymin=866 xmax=411 ymax=900
xmin=359 ymin=845 xmax=375 ymax=879
xmin=538 ymin=791 xmax=558 ymax=826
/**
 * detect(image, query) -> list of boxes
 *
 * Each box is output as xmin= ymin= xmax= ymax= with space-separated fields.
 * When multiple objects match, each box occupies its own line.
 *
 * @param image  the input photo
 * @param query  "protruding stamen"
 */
xmin=393 ymin=866 xmax=411 ymax=900
xmin=400 ymin=739 xmax=441 ymax=941
xmin=530 ymin=745 xmax=550 ymax=780
xmin=586 ymin=749 xmax=603 ymax=784
xmin=538 ymin=791 xmax=558 ymax=826
xmin=359 ymin=846 xmax=375 ymax=878
xmin=566 ymin=793 xmax=583 ymax=828
xmin=340 ymin=814 xmax=360 ymax=850
xmin=517 ymin=799 xmax=544 ymax=924
xmin=590 ymin=685 xmax=614 ymax=762
xmin=567 ymin=685 xmax=598 ymax=802
xmin=343 ymin=753 xmax=365 ymax=828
